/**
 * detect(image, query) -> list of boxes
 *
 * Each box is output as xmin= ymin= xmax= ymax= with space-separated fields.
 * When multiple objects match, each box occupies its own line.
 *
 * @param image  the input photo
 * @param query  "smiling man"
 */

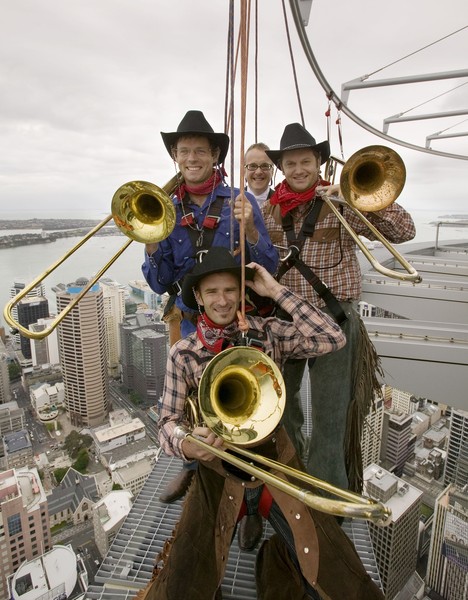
xmin=262 ymin=122 xmax=416 ymax=495
xmin=141 ymin=110 xmax=278 ymax=516
xmin=145 ymin=246 xmax=385 ymax=600
xmin=244 ymin=142 xmax=275 ymax=207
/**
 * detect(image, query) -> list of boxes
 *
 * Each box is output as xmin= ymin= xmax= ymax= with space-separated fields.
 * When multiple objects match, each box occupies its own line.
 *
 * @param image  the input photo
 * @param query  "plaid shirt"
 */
xmin=262 ymin=198 xmax=416 ymax=307
xmin=158 ymin=288 xmax=345 ymax=458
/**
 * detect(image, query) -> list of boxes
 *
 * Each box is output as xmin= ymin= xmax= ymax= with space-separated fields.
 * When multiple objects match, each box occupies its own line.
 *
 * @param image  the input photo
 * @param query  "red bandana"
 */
xmin=270 ymin=179 xmax=330 ymax=216
xmin=175 ymin=168 xmax=226 ymax=200
xmin=196 ymin=313 xmax=240 ymax=354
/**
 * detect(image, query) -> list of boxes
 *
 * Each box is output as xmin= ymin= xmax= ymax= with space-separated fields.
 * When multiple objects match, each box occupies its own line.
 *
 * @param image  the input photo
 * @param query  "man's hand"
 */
xmin=316 ymin=183 xmax=342 ymax=199
xmin=181 ymin=426 xmax=224 ymax=462
xmin=233 ymin=195 xmax=259 ymax=244
xmin=245 ymin=262 xmax=285 ymax=300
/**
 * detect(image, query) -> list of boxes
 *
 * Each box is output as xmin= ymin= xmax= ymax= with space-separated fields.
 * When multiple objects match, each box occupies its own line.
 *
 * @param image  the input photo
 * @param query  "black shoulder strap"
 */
xmin=276 ymin=200 xmax=347 ymax=325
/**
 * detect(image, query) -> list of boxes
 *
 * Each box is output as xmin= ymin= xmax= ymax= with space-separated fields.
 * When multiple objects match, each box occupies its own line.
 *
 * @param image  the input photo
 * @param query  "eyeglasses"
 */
xmin=245 ymin=163 xmax=274 ymax=172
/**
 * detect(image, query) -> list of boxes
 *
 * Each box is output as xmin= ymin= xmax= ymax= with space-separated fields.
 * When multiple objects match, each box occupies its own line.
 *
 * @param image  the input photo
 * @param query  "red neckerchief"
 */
xmin=196 ymin=313 xmax=240 ymax=354
xmin=174 ymin=168 xmax=226 ymax=200
xmin=269 ymin=178 xmax=329 ymax=216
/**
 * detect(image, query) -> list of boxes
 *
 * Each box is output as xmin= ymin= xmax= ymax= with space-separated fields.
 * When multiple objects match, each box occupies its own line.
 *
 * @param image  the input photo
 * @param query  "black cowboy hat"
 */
xmin=182 ymin=247 xmax=254 ymax=310
xmin=161 ymin=110 xmax=230 ymax=164
xmin=266 ymin=123 xmax=330 ymax=167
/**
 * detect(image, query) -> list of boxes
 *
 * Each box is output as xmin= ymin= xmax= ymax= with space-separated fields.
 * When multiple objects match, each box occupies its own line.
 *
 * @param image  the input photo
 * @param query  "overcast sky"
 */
xmin=1 ymin=0 xmax=467 ymax=220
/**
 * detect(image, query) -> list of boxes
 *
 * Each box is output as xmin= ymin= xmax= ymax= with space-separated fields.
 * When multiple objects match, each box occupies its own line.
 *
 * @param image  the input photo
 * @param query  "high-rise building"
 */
xmin=0 ymin=467 xmax=51 ymax=599
xmin=29 ymin=317 xmax=60 ymax=367
xmin=380 ymin=409 xmax=416 ymax=475
xmin=0 ymin=338 xmax=11 ymax=404
xmin=17 ymin=297 xmax=50 ymax=359
xmin=391 ymin=387 xmax=419 ymax=414
xmin=361 ymin=395 xmax=385 ymax=470
xmin=120 ymin=314 xmax=167 ymax=406
xmin=9 ymin=281 xmax=46 ymax=348
xmin=444 ymin=408 xmax=468 ymax=488
xmin=54 ymin=279 xmax=108 ymax=427
xmin=364 ymin=464 xmax=423 ymax=600
xmin=99 ymin=278 xmax=126 ymax=378
xmin=426 ymin=484 xmax=468 ymax=599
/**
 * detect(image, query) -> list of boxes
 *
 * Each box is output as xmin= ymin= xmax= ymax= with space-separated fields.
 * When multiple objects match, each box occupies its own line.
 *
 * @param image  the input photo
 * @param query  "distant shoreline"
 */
xmin=0 ymin=219 xmax=120 ymax=249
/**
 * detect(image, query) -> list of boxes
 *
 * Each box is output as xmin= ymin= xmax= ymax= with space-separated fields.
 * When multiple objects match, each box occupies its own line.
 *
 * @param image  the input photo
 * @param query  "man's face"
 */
xmin=280 ymin=148 xmax=321 ymax=193
xmin=244 ymin=148 xmax=274 ymax=196
xmin=194 ymin=272 xmax=241 ymax=326
xmin=173 ymin=135 xmax=220 ymax=186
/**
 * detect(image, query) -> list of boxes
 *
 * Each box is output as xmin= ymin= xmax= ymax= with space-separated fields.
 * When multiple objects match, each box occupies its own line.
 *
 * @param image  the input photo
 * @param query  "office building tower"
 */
xmin=361 ymin=396 xmax=384 ymax=470
xmin=9 ymin=281 xmax=46 ymax=348
xmin=120 ymin=314 xmax=167 ymax=407
xmin=364 ymin=464 xmax=423 ymax=600
xmin=17 ymin=297 xmax=50 ymax=360
xmin=100 ymin=278 xmax=126 ymax=378
xmin=380 ymin=409 xmax=416 ymax=476
xmin=0 ymin=467 xmax=51 ymax=599
xmin=444 ymin=408 xmax=468 ymax=488
xmin=0 ymin=402 xmax=26 ymax=439
xmin=93 ymin=490 xmax=133 ymax=559
xmin=54 ymin=279 xmax=108 ymax=427
xmin=0 ymin=338 xmax=11 ymax=404
xmin=391 ymin=387 xmax=419 ymax=414
xmin=426 ymin=484 xmax=468 ymax=599
xmin=29 ymin=318 xmax=60 ymax=367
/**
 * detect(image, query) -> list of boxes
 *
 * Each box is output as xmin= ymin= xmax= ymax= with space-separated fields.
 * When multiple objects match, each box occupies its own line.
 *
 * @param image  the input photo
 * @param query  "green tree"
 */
xmin=72 ymin=449 xmax=89 ymax=473
xmin=129 ymin=390 xmax=142 ymax=406
xmin=64 ymin=431 xmax=93 ymax=458
xmin=112 ymin=483 xmax=123 ymax=490
xmin=54 ymin=467 xmax=68 ymax=484
xmin=8 ymin=362 xmax=21 ymax=381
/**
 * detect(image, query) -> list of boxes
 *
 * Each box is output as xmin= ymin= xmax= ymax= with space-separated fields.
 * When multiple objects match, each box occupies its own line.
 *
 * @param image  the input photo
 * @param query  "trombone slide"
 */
xmin=174 ymin=426 xmax=392 ymax=525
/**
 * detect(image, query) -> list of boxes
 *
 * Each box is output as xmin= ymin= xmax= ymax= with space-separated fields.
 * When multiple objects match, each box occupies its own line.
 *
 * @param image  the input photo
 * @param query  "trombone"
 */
xmin=3 ymin=176 xmax=180 ymax=340
xmin=178 ymin=346 xmax=392 ymax=526
xmin=321 ymin=145 xmax=421 ymax=283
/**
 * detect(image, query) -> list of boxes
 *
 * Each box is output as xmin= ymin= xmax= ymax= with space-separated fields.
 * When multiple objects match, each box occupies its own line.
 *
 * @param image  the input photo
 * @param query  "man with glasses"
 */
xmin=142 ymin=110 xmax=278 ymax=513
xmin=244 ymin=142 xmax=275 ymax=207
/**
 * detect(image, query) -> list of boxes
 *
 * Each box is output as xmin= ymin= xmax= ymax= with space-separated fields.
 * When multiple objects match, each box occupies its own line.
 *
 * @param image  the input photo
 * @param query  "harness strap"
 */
xmin=277 ymin=200 xmax=347 ymax=326
xmin=166 ymin=196 xmax=225 ymax=296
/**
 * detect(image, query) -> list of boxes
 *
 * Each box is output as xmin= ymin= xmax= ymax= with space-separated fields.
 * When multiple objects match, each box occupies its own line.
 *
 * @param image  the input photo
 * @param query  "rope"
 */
xmin=281 ymin=0 xmax=305 ymax=126
xmin=238 ymin=0 xmax=251 ymax=325
xmin=362 ymin=25 xmax=468 ymax=80
xmin=226 ymin=0 xmax=236 ymax=255
xmin=254 ymin=0 xmax=259 ymax=143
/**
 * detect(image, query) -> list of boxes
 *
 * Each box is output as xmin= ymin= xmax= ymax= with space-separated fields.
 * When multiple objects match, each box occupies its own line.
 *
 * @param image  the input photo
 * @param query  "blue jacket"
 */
xmin=142 ymin=182 xmax=278 ymax=332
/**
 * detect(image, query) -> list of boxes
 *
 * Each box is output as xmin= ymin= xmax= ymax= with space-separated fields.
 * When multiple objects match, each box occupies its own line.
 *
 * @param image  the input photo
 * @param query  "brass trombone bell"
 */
xmin=3 ymin=175 xmax=180 ymax=340
xmin=199 ymin=346 xmax=286 ymax=446
xmin=111 ymin=180 xmax=176 ymax=243
xmin=320 ymin=145 xmax=421 ymax=283
xmin=340 ymin=145 xmax=406 ymax=212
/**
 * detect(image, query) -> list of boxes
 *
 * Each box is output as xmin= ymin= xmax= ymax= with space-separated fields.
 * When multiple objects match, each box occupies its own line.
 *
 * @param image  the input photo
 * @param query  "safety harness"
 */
xmin=276 ymin=199 xmax=348 ymax=326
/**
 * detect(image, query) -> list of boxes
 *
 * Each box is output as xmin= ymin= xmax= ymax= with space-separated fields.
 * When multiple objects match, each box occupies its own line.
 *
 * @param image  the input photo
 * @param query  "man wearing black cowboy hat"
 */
xmin=141 ymin=111 xmax=278 ymax=515
xmin=145 ymin=246 xmax=385 ymax=600
xmin=262 ymin=123 xmax=416 ymax=494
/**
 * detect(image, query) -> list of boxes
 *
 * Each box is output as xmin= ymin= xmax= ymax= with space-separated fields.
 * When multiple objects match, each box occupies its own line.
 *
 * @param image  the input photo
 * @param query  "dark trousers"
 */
xmin=281 ymin=303 xmax=360 ymax=491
